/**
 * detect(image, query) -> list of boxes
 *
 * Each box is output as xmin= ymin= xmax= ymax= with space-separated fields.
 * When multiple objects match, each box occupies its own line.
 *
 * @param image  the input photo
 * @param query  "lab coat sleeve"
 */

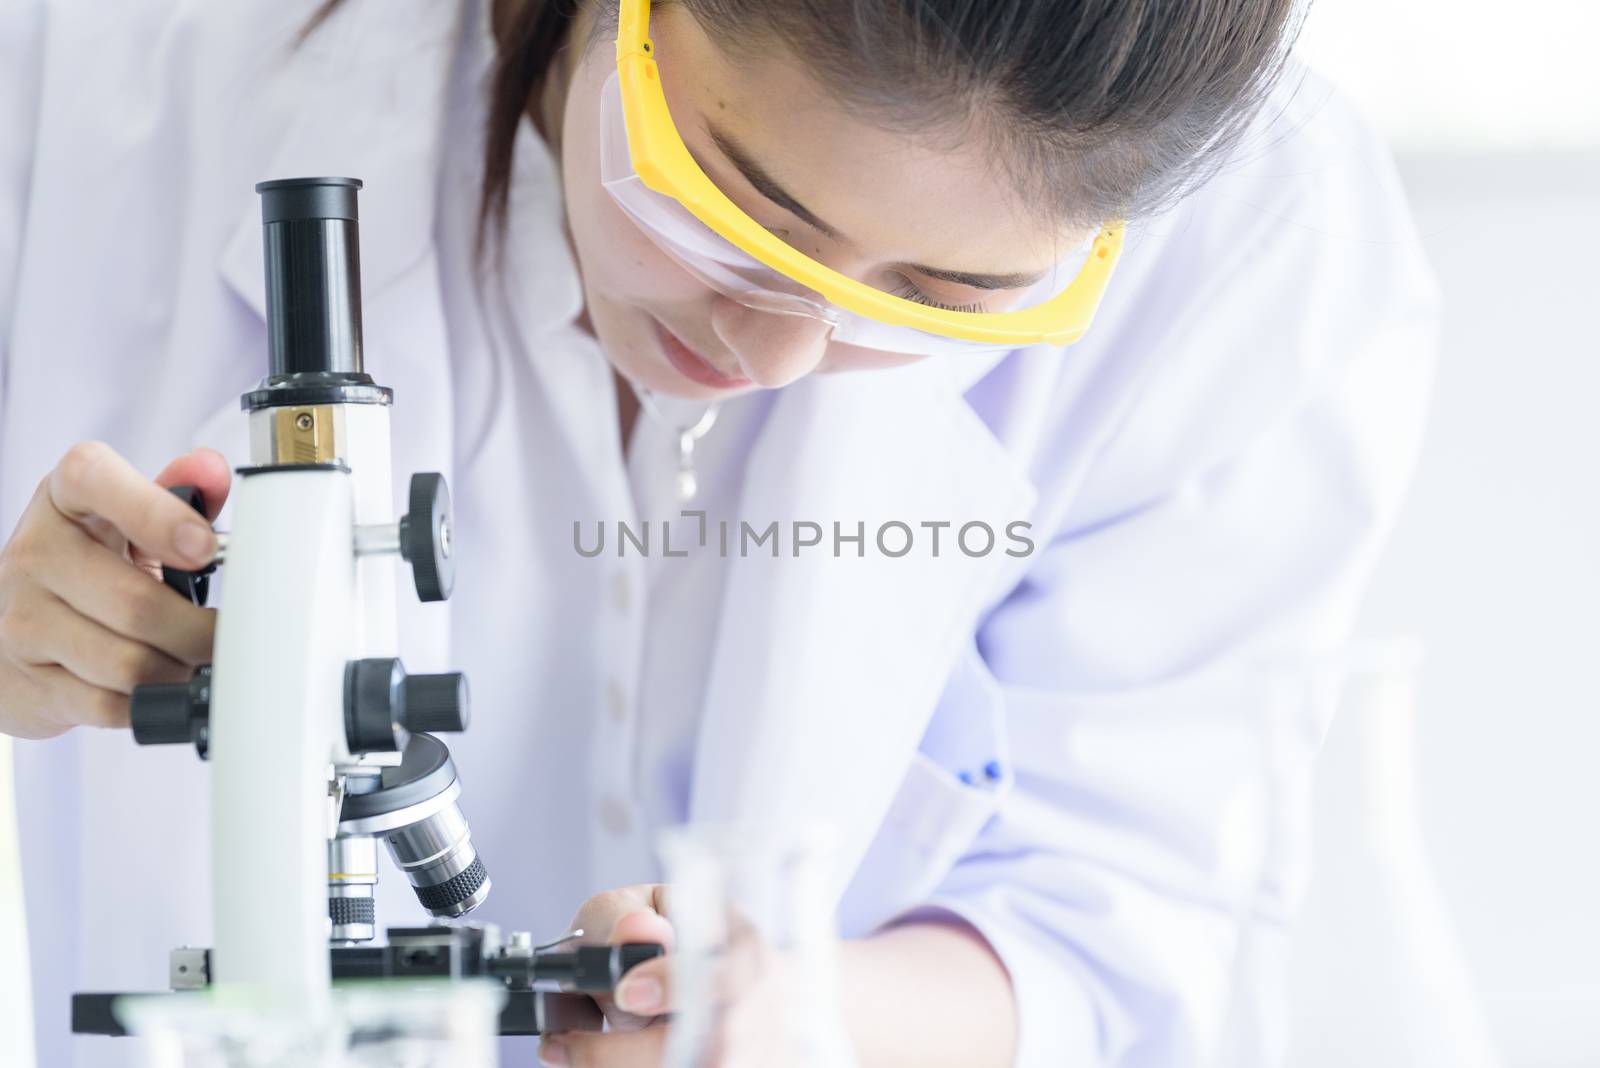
xmin=0 ymin=0 xmax=46 ymax=449
xmin=912 ymin=148 xmax=1440 ymax=1063
xmin=0 ymin=9 xmax=44 ymax=1061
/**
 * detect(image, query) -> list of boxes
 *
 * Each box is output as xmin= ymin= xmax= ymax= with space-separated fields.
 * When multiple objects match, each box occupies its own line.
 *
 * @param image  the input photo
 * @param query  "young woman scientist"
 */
xmin=0 ymin=0 xmax=1437 ymax=1065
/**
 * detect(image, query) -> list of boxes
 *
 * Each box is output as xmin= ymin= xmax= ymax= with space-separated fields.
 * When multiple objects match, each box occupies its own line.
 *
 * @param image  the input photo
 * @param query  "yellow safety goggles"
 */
xmin=609 ymin=0 xmax=1125 ymax=357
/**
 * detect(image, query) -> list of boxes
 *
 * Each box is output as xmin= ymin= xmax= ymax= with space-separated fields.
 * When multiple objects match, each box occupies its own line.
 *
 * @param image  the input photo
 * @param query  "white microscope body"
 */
xmin=210 ymin=414 xmax=392 ymax=1005
xmin=131 ymin=176 xmax=477 ymax=1011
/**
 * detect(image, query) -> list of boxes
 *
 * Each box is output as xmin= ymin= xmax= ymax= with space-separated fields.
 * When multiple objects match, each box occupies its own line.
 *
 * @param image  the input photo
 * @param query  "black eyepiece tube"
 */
xmin=256 ymin=177 xmax=364 ymax=377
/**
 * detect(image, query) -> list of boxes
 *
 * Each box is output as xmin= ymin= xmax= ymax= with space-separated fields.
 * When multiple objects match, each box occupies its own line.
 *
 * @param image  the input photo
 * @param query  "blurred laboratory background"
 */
xmin=1287 ymin=2 xmax=1599 ymax=1066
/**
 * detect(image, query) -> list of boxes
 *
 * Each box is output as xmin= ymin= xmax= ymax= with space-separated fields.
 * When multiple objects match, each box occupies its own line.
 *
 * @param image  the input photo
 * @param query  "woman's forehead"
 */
xmin=648 ymin=6 xmax=1082 ymax=275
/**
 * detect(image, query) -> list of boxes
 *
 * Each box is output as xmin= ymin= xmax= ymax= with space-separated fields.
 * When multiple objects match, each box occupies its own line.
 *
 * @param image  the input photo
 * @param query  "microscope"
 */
xmin=71 ymin=177 xmax=656 ymax=1043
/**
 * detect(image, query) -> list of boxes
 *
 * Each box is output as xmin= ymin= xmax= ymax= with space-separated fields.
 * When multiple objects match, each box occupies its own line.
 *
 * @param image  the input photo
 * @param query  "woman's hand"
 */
xmin=539 ymin=883 xmax=676 ymax=1066
xmin=0 ymin=442 xmax=229 ymax=739
xmin=540 ymin=884 xmax=820 ymax=1068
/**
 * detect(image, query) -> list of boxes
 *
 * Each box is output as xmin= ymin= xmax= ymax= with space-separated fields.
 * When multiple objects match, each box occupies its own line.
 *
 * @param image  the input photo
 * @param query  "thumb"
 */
xmin=613 ymin=954 xmax=671 ymax=1017
xmin=153 ymin=447 xmax=233 ymax=522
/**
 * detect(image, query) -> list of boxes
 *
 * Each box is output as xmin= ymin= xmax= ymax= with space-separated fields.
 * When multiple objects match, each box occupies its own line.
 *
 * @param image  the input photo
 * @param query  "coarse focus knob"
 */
xmin=344 ymin=657 xmax=407 ymax=753
xmin=399 ymin=472 xmax=453 ymax=602
xmin=130 ymin=665 xmax=212 ymax=759
xmin=130 ymin=685 xmax=191 ymax=745
xmin=345 ymin=661 xmax=472 ymax=753
xmin=403 ymin=672 xmax=470 ymax=734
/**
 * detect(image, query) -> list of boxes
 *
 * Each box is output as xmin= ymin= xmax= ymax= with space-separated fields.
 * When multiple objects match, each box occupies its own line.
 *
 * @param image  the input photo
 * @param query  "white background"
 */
xmin=1298 ymin=2 xmax=1599 ymax=1064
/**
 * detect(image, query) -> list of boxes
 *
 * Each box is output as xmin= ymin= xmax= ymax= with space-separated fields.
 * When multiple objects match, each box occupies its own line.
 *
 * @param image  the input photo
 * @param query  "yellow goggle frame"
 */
xmin=613 ymin=0 xmax=1125 ymax=348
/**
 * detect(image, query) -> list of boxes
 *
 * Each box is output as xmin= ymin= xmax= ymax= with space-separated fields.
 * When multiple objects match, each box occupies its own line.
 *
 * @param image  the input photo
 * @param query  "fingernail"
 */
xmin=538 ymin=1038 xmax=568 ymax=1066
xmin=173 ymin=522 xmax=213 ymax=565
xmin=616 ymin=975 xmax=662 ymax=1014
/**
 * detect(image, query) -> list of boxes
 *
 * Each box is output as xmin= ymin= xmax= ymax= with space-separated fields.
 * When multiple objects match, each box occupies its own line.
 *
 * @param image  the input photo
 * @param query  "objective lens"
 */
xmin=328 ymin=833 xmax=379 ymax=942
xmin=336 ymin=734 xmax=491 ymax=922
xmin=382 ymin=798 xmax=491 ymax=917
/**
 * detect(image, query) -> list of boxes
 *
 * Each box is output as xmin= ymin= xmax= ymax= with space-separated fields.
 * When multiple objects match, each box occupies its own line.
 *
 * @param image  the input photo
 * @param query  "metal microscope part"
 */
xmin=337 ymin=734 xmax=490 ymax=919
xmin=399 ymin=472 xmax=454 ymax=601
xmin=257 ymin=176 xmax=364 ymax=378
xmin=130 ymin=665 xmax=212 ymax=759
xmin=159 ymin=485 xmax=218 ymax=606
xmin=241 ymin=177 xmax=392 ymax=413
xmin=327 ymin=834 xmax=379 ymax=942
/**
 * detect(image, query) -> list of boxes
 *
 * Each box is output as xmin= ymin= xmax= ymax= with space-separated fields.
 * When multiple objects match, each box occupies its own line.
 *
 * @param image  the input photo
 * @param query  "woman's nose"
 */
xmin=709 ymin=299 xmax=833 ymax=388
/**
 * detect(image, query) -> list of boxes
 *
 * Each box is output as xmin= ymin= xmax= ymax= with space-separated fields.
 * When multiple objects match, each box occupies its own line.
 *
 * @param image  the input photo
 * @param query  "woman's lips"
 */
xmin=653 ymin=319 xmax=751 ymax=389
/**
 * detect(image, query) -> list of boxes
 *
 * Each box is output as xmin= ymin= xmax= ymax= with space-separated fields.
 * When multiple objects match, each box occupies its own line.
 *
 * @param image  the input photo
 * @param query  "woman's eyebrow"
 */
xmin=911 ymin=264 xmax=1052 ymax=291
xmin=707 ymin=123 xmax=842 ymax=240
xmin=706 ymin=122 xmax=1052 ymax=292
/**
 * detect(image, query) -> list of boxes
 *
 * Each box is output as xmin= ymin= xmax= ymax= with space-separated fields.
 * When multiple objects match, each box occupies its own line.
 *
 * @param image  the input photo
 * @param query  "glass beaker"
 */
xmin=118 ymin=979 xmax=504 ymax=1068
xmin=657 ymin=822 xmax=857 ymax=1068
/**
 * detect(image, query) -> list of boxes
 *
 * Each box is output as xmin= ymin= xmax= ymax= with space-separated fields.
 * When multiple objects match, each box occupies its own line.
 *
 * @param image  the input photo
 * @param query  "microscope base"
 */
xmin=69 ymin=923 xmax=660 ymax=1039
xmin=69 ymin=986 xmax=601 ymax=1038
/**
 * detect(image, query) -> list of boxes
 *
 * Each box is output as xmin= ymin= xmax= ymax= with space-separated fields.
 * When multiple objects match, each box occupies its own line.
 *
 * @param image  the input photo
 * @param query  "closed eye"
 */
xmin=888 ymin=277 xmax=989 ymax=313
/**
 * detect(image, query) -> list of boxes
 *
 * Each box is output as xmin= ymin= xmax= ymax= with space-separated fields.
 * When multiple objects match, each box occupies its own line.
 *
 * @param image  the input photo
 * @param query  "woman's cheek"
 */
xmin=561 ymin=131 xmax=707 ymax=310
xmin=587 ymin=200 xmax=710 ymax=306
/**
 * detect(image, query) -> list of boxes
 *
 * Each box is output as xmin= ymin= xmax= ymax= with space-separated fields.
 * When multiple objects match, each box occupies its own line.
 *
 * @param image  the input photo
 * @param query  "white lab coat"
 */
xmin=0 ymin=2 xmax=1439 ymax=1066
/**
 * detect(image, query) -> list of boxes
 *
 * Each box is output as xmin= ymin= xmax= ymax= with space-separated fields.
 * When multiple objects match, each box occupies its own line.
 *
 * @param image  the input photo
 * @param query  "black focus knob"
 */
xmin=130 ymin=685 xmax=190 ymax=744
xmin=131 ymin=665 xmax=212 ymax=758
xmin=399 ymin=472 xmax=453 ymax=603
xmin=535 ymin=944 xmax=667 ymax=992
xmin=403 ymin=672 xmax=470 ymax=733
xmin=344 ymin=657 xmax=407 ymax=753
xmin=345 ymin=661 xmax=472 ymax=753
xmin=161 ymin=486 xmax=216 ymax=606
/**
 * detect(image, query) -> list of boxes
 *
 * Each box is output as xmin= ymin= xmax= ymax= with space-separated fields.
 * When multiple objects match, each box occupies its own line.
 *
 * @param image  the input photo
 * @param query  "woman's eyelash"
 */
xmin=888 ymin=279 xmax=987 ymax=313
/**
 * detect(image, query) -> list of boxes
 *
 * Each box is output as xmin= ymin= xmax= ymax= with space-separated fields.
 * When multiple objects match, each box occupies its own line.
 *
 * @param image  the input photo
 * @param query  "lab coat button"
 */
xmin=606 ymin=678 xmax=628 ymax=723
xmin=599 ymin=795 xmax=632 ymax=835
xmin=612 ymin=572 xmax=632 ymax=614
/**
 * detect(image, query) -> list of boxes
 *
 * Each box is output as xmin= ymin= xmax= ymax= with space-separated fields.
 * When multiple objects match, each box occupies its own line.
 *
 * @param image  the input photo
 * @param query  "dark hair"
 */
xmin=309 ymin=0 xmax=1301 ymax=245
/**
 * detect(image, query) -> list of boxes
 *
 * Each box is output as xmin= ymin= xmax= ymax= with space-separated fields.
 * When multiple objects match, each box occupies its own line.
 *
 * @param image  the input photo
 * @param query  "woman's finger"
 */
xmin=39 ymin=517 xmax=215 ymax=665
xmin=589 ymin=906 xmax=676 ymax=1029
xmin=4 ymin=587 xmax=190 ymax=694
xmin=29 ymin=661 xmax=133 ymax=729
xmin=540 ymin=1022 xmax=666 ymax=1068
xmin=0 ymin=659 xmax=140 ymax=733
xmin=609 ymin=907 xmax=675 ymax=951
xmin=0 ymin=660 xmax=69 ymax=738
xmin=150 ymin=447 xmax=232 ymax=523
xmin=612 ymin=954 xmax=671 ymax=1016
xmin=559 ymin=885 xmax=675 ymax=1032
xmin=46 ymin=442 xmax=217 ymax=569
xmin=611 ymin=905 xmax=771 ymax=1017
xmin=567 ymin=884 xmax=662 ymax=946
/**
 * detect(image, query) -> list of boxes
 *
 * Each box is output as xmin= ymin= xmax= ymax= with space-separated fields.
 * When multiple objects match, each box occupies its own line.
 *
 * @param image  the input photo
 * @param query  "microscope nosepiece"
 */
xmin=337 ymin=734 xmax=491 ymax=922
